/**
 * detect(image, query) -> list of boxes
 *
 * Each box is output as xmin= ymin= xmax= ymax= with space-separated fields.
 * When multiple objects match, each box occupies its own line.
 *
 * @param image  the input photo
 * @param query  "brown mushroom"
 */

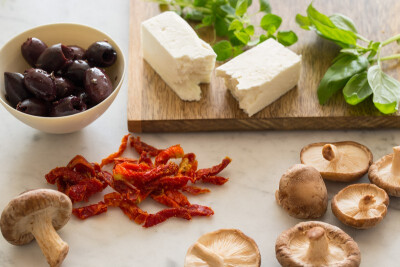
xmin=331 ymin=184 xmax=389 ymax=229
xmin=369 ymin=146 xmax=400 ymax=196
xmin=300 ymin=141 xmax=373 ymax=182
xmin=275 ymin=221 xmax=361 ymax=267
xmin=0 ymin=189 xmax=72 ymax=267
xmin=184 ymin=229 xmax=261 ymax=266
xmin=275 ymin=164 xmax=328 ymax=219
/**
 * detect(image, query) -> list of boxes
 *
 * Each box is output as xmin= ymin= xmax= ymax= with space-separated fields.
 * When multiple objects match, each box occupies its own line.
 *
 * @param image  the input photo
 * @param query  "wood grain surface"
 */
xmin=128 ymin=0 xmax=400 ymax=132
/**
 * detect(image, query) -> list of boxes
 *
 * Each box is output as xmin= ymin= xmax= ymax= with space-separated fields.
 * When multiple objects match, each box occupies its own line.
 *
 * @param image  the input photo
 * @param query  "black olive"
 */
xmin=4 ymin=72 xmax=32 ymax=108
xmin=85 ymin=41 xmax=117 ymax=67
xmin=21 ymin=37 xmax=47 ymax=67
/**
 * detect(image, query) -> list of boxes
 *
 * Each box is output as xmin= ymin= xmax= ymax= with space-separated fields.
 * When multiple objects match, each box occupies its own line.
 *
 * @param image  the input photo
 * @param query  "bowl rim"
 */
xmin=0 ymin=22 xmax=126 ymax=120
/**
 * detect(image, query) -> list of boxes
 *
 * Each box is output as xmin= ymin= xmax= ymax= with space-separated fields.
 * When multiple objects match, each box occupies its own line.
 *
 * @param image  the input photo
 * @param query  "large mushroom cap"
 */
xmin=300 ymin=141 xmax=373 ymax=182
xmin=332 ymin=184 xmax=389 ymax=229
xmin=369 ymin=146 xmax=400 ymax=196
xmin=275 ymin=221 xmax=361 ymax=267
xmin=184 ymin=229 xmax=261 ymax=266
xmin=276 ymin=164 xmax=328 ymax=219
xmin=0 ymin=188 xmax=72 ymax=245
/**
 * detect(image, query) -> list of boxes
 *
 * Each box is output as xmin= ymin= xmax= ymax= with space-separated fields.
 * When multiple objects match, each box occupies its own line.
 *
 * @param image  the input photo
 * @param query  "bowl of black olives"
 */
xmin=0 ymin=23 xmax=125 ymax=133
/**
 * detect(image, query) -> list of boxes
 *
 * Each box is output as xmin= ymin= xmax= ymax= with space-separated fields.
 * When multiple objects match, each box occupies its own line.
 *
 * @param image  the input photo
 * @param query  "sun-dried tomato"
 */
xmin=130 ymin=136 xmax=162 ymax=157
xmin=195 ymin=157 xmax=232 ymax=181
xmin=165 ymin=190 xmax=191 ymax=207
xmin=100 ymin=134 xmax=129 ymax=167
xmin=155 ymin=145 xmax=184 ymax=166
xmin=96 ymin=170 xmax=114 ymax=188
xmin=45 ymin=167 xmax=86 ymax=184
xmin=104 ymin=192 xmax=123 ymax=207
xmin=151 ymin=194 xmax=181 ymax=208
xmin=143 ymin=208 xmax=191 ymax=228
xmin=113 ymin=157 xmax=138 ymax=165
xmin=182 ymin=185 xmax=210 ymax=195
xmin=139 ymin=152 xmax=154 ymax=168
xmin=116 ymin=162 xmax=152 ymax=172
xmin=148 ymin=176 xmax=192 ymax=191
xmin=119 ymin=201 xmax=148 ymax=224
xmin=187 ymin=204 xmax=214 ymax=217
xmin=114 ymin=162 xmax=179 ymax=184
xmin=67 ymin=155 xmax=96 ymax=176
xmin=178 ymin=153 xmax=198 ymax=178
xmin=201 ymin=176 xmax=229 ymax=185
xmin=72 ymin=201 xmax=108 ymax=219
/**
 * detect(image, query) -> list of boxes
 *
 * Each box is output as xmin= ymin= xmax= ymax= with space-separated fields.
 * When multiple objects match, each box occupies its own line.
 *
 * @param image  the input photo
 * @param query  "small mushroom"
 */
xmin=184 ymin=229 xmax=261 ymax=267
xmin=275 ymin=221 xmax=361 ymax=267
xmin=331 ymin=183 xmax=389 ymax=229
xmin=275 ymin=164 xmax=328 ymax=219
xmin=0 ymin=189 xmax=72 ymax=267
xmin=369 ymin=146 xmax=400 ymax=196
xmin=300 ymin=141 xmax=373 ymax=182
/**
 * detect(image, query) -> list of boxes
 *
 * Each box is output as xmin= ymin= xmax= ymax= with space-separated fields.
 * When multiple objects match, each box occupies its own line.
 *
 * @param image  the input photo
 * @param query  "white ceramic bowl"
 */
xmin=0 ymin=23 xmax=125 ymax=134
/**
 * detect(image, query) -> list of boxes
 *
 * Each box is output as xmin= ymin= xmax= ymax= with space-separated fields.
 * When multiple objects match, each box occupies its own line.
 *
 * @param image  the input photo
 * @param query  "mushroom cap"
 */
xmin=300 ymin=141 xmax=373 ymax=182
xmin=0 ymin=189 xmax=72 ymax=245
xmin=332 ymin=184 xmax=389 ymax=229
xmin=276 ymin=164 xmax=328 ymax=219
xmin=184 ymin=229 xmax=261 ymax=267
xmin=369 ymin=151 xmax=400 ymax=196
xmin=275 ymin=221 xmax=361 ymax=267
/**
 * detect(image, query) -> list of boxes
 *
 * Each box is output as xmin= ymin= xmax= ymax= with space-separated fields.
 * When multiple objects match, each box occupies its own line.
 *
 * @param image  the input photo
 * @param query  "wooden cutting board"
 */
xmin=128 ymin=0 xmax=400 ymax=132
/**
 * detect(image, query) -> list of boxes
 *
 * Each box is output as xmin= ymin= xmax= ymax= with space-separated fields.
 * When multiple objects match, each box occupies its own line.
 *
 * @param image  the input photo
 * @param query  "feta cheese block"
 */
xmin=141 ymin=11 xmax=216 ymax=101
xmin=216 ymin=39 xmax=301 ymax=116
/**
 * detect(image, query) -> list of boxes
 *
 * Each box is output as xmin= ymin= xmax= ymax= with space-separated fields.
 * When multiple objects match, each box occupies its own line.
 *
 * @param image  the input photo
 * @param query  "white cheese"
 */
xmin=216 ymin=39 xmax=301 ymax=116
xmin=141 ymin=11 xmax=216 ymax=101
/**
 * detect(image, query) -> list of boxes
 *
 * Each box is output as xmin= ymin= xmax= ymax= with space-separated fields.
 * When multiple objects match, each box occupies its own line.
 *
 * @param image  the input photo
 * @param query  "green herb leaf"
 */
xmin=260 ymin=14 xmax=282 ymax=34
xmin=234 ymin=31 xmax=250 ymax=44
xmin=247 ymin=37 xmax=260 ymax=46
xmin=306 ymin=3 xmax=357 ymax=48
xmin=295 ymin=14 xmax=312 ymax=30
xmin=343 ymin=71 xmax=372 ymax=105
xmin=259 ymin=34 xmax=269 ymax=43
xmin=329 ymin=13 xmax=357 ymax=33
xmin=220 ymin=4 xmax=235 ymax=16
xmin=318 ymin=54 xmax=369 ymax=104
xmin=213 ymin=40 xmax=233 ymax=61
xmin=202 ymin=15 xmax=213 ymax=26
xmin=194 ymin=0 xmax=207 ymax=7
xmin=259 ymin=0 xmax=271 ymax=13
xmin=233 ymin=45 xmax=244 ymax=57
xmin=235 ymin=0 xmax=248 ymax=16
xmin=184 ymin=10 xmax=204 ymax=21
xmin=277 ymin=31 xmax=298 ymax=46
xmin=228 ymin=19 xmax=243 ymax=31
xmin=368 ymin=65 xmax=400 ymax=114
xmin=245 ymin=25 xmax=255 ymax=36
xmin=367 ymin=41 xmax=381 ymax=59
xmin=215 ymin=16 xmax=230 ymax=36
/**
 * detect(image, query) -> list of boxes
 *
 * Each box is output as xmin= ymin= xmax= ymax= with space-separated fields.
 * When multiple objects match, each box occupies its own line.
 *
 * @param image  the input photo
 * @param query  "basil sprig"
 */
xmin=297 ymin=3 xmax=400 ymax=114
xmin=151 ymin=0 xmax=298 ymax=61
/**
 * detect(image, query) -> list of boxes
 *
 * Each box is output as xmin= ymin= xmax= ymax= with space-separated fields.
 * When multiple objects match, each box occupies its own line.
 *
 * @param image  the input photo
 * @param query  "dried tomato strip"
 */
xmin=143 ymin=208 xmax=191 ymax=228
xmin=187 ymin=204 xmax=214 ymax=217
xmin=155 ymin=145 xmax=184 ymax=166
xmin=67 ymin=155 xmax=96 ymax=176
xmin=119 ymin=201 xmax=148 ymax=224
xmin=100 ymin=134 xmax=129 ymax=167
xmin=117 ymin=162 xmax=152 ymax=172
xmin=45 ymin=167 xmax=87 ymax=184
xmin=201 ymin=176 xmax=229 ymax=185
xmin=114 ymin=162 xmax=179 ymax=184
xmin=130 ymin=136 xmax=162 ymax=157
xmin=182 ymin=185 xmax=210 ymax=195
xmin=113 ymin=157 xmax=138 ymax=165
xmin=151 ymin=194 xmax=181 ymax=208
xmin=148 ymin=176 xmax=192 ymax=191
xmin=139 ymin=152 xmax=154 ymax=168
xmin=104 ymin=192 xmax=123 ymax=207
xmin=195 ymin=157 xmax=232 ymax=181
xmin=165 ymin=190 xmax=191 ymax=207
xmin=72 ymin=201 xmax=108 ymax=220
xmin=178 ymin=153 xmax=198 ymax=177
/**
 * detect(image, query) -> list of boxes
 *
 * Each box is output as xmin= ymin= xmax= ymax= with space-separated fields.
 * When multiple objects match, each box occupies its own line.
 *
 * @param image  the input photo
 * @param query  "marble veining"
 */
xmin=1 ymin=0 xmax=400 ymax=266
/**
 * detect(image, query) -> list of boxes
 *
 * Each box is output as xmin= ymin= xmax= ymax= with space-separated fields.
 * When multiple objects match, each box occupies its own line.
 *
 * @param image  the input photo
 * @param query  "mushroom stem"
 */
xmin=358 ymin=194 xmax=376 ymax=211
xmin=322 ymin=144 xmax=340 ymax=162
xmin=391 ymin=146 xmax=400 ymax=176
xmin=305 ymin=227 xmax=329 ymax=262
xmin=191 ymin=242 xmax=225 ymax=266
xmin=31 ymin=214 xmax=69 ymax=267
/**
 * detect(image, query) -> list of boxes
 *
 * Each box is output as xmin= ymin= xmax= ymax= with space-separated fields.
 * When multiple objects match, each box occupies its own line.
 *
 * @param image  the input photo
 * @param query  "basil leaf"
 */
xmin=367 ymin=41 xmax=381 ymax=59
xmin=295 ymin=14 xmax=312 ymax=30
xmin=234 ymin=31 xmax=250 ymax=44
xmin=235 ymin=0 xmax=248 ymax=16
xmin=343 ymin=72 xmax=372 ymax=105
xmin=329 ymin=13 xmax=357 ymax=33
xmin=260 ymin=14 xmax=282 ymax=34
xmin=213 ymin=40 xmax=233 ymax=61
xmin=259 ymin=0 xmax=271 ymax=13
xmin=306 ymin=3 xmax=357 ymax=48
xmin=277 ymin=31 xmax=298 ymax=46
xmin=368 ymin=65 xmax=400 ymax=114
xmin=318 ymin=54 xmax=369 ymax=104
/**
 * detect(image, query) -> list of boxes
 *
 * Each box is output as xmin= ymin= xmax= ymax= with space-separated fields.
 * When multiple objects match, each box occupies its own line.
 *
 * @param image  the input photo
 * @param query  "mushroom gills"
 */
xmin=289 ymin=227 xmax=347 ymax=264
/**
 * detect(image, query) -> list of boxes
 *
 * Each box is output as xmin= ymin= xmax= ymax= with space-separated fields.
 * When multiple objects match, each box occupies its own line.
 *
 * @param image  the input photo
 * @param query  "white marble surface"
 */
xmin=1 ymin=0 xmax=400 ymax=266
